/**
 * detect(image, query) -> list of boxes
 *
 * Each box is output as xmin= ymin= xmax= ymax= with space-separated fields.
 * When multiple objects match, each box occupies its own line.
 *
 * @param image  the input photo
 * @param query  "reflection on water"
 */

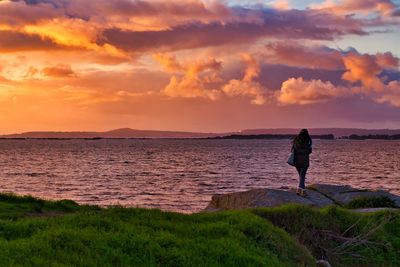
xmin=0 ymin=139 xmax=399 ymax=213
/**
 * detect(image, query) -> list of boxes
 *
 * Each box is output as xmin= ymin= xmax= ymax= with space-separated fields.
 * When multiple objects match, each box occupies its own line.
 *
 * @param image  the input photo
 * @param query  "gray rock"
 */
xmin=203 ymin=184 xmax=400 ymax=212
xmin=310 ymin=184 xmax=400 ymax=206
xmin=203 ymin=188 xmax=335 ymax=212
xmin=351 ymin=208 xmax=400 ymax=213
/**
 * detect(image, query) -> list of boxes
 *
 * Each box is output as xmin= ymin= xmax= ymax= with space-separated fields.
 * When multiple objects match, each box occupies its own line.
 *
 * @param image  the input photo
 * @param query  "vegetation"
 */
xmin=0 ymin=193 xmax=99 ymax=220
xmin=212 ymin=134 xmax=334 ymax=140
xmin=253 ymin=205 xmax=400 ymax=267
xmin=0 ymin=193 xmax=315 ymax=266
xmin=0 ymin=193 xmax=398 ymax=266
xmin=344 ymin=196 xmax=397 ymax=209
xmin=348 ymin=134 xmax=400 ymax=140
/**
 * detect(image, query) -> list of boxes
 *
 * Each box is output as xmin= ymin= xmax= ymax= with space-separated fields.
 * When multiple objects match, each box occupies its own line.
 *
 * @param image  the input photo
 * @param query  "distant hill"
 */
xmin=0 ymin=128 xmax=222 ymax=139
xmin=1 ymin=127 xmax=400 ymax=139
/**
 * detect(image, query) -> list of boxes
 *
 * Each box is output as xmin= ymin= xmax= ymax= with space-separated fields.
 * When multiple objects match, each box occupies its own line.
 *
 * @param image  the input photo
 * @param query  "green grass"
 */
xmin=252 ymin=204 xmax=400 ymax=267
xmin=0 ymin=193 xmax=315 ymax=266
xmin=344 ymin=196 xmax=397 ymax=209
xmin=0 ymin=193 xmax=100 ymax=220
xmin=0 ymin=193 xmax=399 ymax=267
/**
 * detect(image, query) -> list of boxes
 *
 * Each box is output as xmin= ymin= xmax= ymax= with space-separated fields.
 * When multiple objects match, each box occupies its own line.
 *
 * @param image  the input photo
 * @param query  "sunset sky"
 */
xmin=1 ymin=0 xmax=400 ymax=134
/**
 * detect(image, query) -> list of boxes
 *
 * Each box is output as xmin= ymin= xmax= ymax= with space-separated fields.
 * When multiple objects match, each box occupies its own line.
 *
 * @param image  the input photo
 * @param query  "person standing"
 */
xmin=291 ymin=129 xmax=312 ymax=196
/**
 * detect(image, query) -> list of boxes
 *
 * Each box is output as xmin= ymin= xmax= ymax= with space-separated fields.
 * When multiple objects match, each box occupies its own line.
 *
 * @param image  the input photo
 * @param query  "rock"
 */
xmin=203 ymin=188 xmax=335 ymax=212
xmin=310 ymin=184 xmax=400 ymax=206
xmin=203 ymin=184 xmax=400 ymax=212
xmin=351 ymin=208 xmax=400 ymax=213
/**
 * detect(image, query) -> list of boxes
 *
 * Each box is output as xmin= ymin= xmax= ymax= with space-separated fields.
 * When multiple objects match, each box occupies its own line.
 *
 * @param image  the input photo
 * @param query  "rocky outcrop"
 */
xmin=309 ymin=184 xmax=400 ymax=207
xmin=203 ymin=184 xmax=400 ymax=212
xmin=204 ymin=187 xmax=335 ymax=212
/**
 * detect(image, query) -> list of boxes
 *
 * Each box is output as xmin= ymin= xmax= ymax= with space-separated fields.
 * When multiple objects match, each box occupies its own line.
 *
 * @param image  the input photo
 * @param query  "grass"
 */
xmin=0 ymin=193 xmax=399 ymax=267
xmin=0 ymin=193 xmax=315 ymax=266
xmin=0 ymin=193 xmax=100 ymax=220
xmin=344 ymin=196 xmax=397 ymax=209
xmin=252 ymin=204 xmax=400 ymax=267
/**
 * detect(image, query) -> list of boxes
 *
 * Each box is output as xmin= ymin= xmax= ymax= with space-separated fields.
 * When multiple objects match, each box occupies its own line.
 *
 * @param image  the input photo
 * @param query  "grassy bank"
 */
xmin=0 ymin=193 xmax=314 ymax=266
xmin=253 ymin=205 xmax=400 ymax=266
xmin=0 ymin=193 xmax=399 ymax=266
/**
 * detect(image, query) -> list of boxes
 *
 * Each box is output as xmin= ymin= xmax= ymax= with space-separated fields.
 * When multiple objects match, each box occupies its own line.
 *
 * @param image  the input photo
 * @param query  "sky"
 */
xmin=1 ymin=0 xmax=400 ymax=134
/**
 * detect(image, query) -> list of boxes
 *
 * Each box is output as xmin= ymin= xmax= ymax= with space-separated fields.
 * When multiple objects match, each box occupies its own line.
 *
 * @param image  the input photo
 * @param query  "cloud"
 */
xmin=310 ymin=0 xmax=397 ymax=16
xmin=24 ymin=66 xmax=39 ymax=78
xmin=222 ymin=54 xmax=267 ymax=105
xmin=264 ymin=42 xmax=345 ymax=70
xmin=0 ymin=0 xmax=62 ymax=25
xmin=41 ymin=64 xmax=76 ymax=78
xmin=278 ymin=77 xmax=348 ymax=104
xmin=376 ymin=52 xmax=400 ymax=69
xmin=152 ymin=53 xmax=186 ymax=73
xmin=1 ymin=0 xmax=395 ymax=57
xmin=377 ymin=81 xmax=400 ymax=106
xmin=96 ymin=7 xmax=372 ymax=53
xmin=10 ymin=0 xmax=231 ymax=22
xmin=0 ymin=30 xmax=65 ymax=52
xmin=342 ymin=52 xmax=399 ymax=93
xmin=269 ymin=0 xmax=291 ymax=10
xmin=154 ymin=53 xmax=222 ymax=100
xmin=277 ymin=51 xmax=400 ymax=106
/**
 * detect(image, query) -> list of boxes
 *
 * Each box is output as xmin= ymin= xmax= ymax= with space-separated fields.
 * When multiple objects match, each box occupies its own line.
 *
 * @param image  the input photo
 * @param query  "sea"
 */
xmin=0 ymin=139 xmax=399 ymax=213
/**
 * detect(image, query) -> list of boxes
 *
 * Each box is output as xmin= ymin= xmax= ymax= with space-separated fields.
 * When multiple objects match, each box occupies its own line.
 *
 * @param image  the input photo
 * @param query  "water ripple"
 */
xmin=0 ymin=139 xmax=399 ymax=213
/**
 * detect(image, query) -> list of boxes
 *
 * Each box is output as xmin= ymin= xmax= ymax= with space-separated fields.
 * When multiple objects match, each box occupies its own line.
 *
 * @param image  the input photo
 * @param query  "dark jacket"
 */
xmin=292 ymin=141 xmax=312 ymax=168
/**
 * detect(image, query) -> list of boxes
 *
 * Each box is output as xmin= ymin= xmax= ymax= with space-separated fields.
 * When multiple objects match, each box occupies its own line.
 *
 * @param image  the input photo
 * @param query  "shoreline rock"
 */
xmin=203 ymin=184 xmax=400 ymax=212
xmin=309 ymin=184 xmax=400 ymax=206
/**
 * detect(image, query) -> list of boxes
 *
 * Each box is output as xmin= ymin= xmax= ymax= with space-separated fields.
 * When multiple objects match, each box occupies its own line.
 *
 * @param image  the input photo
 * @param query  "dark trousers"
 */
xmin=296 ymin=167 xmax=308 ymax=189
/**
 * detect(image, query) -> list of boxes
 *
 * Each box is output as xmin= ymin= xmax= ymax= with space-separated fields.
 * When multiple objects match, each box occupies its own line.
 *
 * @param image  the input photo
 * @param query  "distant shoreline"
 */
xmin=1 ymin=133 xmax=400 ymax=140
xmin=2 ymin=127 xmax=400 ymax=139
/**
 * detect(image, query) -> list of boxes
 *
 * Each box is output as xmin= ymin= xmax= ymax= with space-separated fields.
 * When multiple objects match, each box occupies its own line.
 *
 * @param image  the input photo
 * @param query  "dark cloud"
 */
xmin=393 ymin=9 xmax=400 ymax=16
xmin=97 ymin=8 xmax=367 ymax=52
xmin=256 ymin=64 xmax=345 ymax=90
xmin=264 ymin=42 xmax=345 ymax=70
xmin=41 ymin=64 xmax=76 ymax=77
xmin=0 ymin=30 xmax=65 ymax=52
xmin=6 ymin=0 xmax=230 ymax=22
xmin=1 ymin=0 xmax=62 ymax=25
xmin=312 ymin=96 xmax=400 ymax=123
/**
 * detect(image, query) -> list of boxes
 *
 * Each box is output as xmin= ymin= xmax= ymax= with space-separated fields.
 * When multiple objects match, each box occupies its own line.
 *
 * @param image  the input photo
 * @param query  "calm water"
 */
xmin=0 ymin=139 xmax=399 ymax=213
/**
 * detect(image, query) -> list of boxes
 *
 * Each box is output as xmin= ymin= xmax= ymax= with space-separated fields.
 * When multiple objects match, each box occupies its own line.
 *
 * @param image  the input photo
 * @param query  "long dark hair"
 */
xmin=292 ymin=129 xmax=312 ymax=146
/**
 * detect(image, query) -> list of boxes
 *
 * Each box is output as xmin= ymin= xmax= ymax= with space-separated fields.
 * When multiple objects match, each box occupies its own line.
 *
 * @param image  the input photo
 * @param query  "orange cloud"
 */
xmin=24 ymin=66 xmax=39 ymax=78
xmin=222 ymin=54 xmax=266 ymax=105
xmin=152 ymin=53 xmax=185 ymax=73
xmin=270 ymin=0 xmax=291 ymax=10
xmin=278 ymin=77 xmax=348 ymax=104
xmin=154 ymin=53 xmax=268 ymax=104
xmin=311 ymin=0 xmax=397 ymax=16
xmin=277 ymin=51 xmax=400 ymax=106
xmin=154 ymin=53 xmax=222 ymax=100
xmin=341 ymin=52 xmax=399 ymax=93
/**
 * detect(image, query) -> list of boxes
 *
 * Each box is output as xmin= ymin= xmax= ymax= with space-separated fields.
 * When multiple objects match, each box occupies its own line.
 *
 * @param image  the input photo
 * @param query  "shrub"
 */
xmin=344 ymin=196 xmax=396 ymax=209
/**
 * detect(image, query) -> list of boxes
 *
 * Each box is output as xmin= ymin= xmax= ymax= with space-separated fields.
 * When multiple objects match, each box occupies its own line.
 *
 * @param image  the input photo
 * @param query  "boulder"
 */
xmin=203 ymin=188 xmax=335 ymax=212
